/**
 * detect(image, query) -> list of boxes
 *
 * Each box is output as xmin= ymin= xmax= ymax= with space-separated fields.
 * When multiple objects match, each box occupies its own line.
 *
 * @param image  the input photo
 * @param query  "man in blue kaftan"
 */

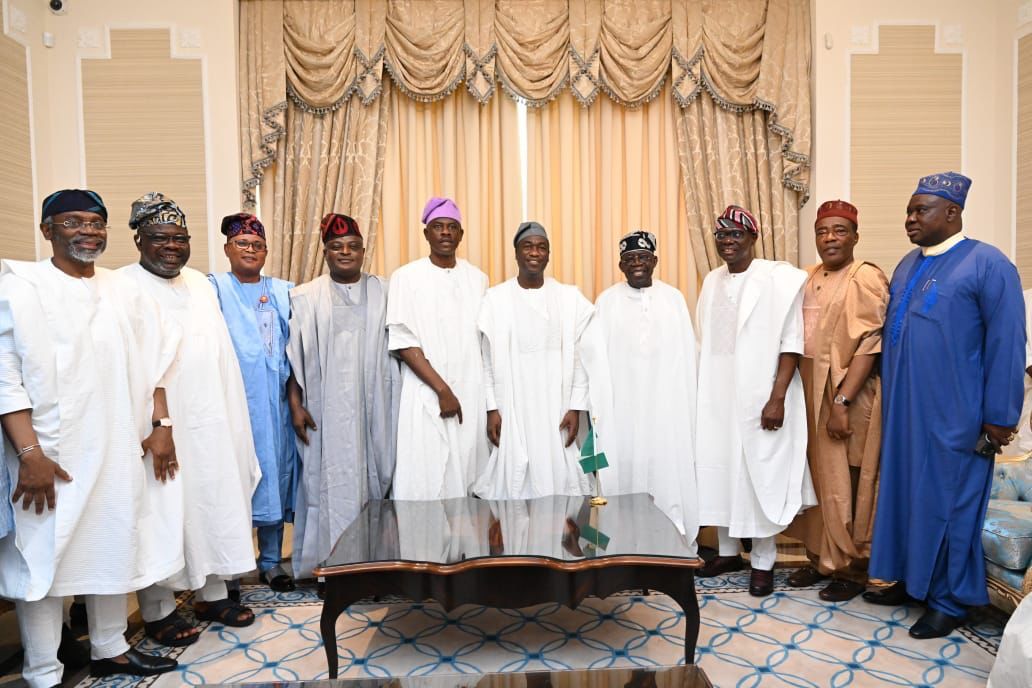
xmin=865 ymin=172 xmax=1026 ymax=639
xmin=209 ymin=213 xmax=298 ymax=592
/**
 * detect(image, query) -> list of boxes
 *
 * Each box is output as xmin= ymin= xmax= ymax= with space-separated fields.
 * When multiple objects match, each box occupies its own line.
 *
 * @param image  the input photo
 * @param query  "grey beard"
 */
xmin=68 ymin=243 xmax=105 ymax=262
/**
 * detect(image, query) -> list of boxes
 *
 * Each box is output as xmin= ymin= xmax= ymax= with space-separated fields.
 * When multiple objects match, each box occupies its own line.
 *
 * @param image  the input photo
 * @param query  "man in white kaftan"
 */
xmin=476 ymin=222 xmax=608 ymax=499
xmin=0 ymin=189 xmax=179 ymax=686
xmin=695 ymin=205 xmax=815 ymax=597
xmin=595 ymin=231 xmax=699 ymax=544
xmin=121 ymin=193 xmax=260 ymax=638
xmin=387 ymin=197 xmax=487 ymax=499
xmin=287 ymin=213 xmax=399 ymax=579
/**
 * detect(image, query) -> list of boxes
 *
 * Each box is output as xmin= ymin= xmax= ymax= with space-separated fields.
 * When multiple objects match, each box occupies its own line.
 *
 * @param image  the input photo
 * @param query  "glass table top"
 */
xmin=320 ymin=493 xmax=698 ymax=570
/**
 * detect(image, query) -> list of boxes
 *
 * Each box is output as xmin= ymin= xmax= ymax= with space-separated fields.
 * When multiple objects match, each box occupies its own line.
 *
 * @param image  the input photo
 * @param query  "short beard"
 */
xmin=67 ymin=242 xmax=105 ymax=263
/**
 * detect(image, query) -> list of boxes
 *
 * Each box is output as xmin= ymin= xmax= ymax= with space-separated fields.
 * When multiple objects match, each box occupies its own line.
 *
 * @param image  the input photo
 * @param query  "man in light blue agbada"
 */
xmin=209 ymin=213 xmax=298 ymax=592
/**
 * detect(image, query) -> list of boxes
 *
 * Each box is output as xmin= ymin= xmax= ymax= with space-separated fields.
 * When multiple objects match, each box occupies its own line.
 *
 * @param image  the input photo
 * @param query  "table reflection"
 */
xmin=323 ymin=493 xmax=697 ymax=568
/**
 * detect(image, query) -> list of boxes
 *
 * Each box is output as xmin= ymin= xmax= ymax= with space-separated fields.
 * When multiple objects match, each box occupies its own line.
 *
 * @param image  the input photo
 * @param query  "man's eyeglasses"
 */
xmin=713 ymin=229 xmax=747 ymax=241
xmin=231 ymin=239 xmax=268 ymax=253
xmin=48 ymin=219 xmax=109 ymax=231
xmin=141 ymin=233 xmax=190 ymax=246
xmin=620 ymin=253 xmax=655 ymax=266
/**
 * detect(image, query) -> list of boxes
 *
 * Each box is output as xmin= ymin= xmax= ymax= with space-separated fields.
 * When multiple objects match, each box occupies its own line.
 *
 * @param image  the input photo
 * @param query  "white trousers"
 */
xmin=716 ymin=527 xmax=778 ymax=571
xmin=136 ymin=575 xmax=228 ymax=623
xmin=16 ymin=594 xmax=129 ymax=688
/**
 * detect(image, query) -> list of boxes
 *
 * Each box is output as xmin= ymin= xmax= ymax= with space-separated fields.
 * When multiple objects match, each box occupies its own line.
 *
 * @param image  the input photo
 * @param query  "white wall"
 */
xmin=805 ymin=0 xmax=1026 ymax=270
xmin=2 ymin=0 xmax=238 ymax=271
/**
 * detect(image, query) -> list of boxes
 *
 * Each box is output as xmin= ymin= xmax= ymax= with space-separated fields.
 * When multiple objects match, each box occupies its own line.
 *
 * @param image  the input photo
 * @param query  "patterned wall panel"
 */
xmin=82 ymin=29 xmax=209 ymax=270
xmin=1018 ymin=33 xmax=1032 ymax=289
xmin=0 ymin=33 xmax=36 ymax=261
xmin=850 ymin=26 xmax=961 ymax=278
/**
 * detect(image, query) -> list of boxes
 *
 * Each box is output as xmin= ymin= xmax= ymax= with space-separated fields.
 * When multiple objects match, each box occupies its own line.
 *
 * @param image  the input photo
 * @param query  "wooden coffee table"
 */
xmin=314 ymin=494 xmax=702 ymax=679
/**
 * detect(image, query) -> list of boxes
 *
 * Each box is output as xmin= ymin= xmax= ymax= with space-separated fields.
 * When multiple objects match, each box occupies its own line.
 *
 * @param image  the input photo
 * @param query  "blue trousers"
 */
xmin=256 ymin=522 xmax=285 ymax=573
xmin=925 ymin=543 xmax=966 ymax=618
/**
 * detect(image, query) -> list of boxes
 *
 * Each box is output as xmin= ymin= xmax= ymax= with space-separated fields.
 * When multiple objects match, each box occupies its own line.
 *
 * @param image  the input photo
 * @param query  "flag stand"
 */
xmin=581 ymin=417 xmax=609 ymax=506
xmin=590 ymin=474 xmax=607 ymax=506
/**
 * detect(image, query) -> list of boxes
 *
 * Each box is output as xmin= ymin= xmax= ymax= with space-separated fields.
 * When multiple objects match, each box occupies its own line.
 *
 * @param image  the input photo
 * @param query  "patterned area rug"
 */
xmin=73 ymin=571 xmax=1004 ymax=688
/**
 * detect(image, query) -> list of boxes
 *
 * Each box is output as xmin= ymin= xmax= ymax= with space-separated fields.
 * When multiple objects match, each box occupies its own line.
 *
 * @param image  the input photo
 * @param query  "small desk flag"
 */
xmin=578 ymin=424 xmax=609 ymax=474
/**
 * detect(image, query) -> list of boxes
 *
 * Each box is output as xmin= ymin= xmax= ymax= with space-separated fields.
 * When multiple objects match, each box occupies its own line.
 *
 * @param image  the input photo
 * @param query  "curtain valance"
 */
xmin=239 ymin=0 xmax=810 ymax=208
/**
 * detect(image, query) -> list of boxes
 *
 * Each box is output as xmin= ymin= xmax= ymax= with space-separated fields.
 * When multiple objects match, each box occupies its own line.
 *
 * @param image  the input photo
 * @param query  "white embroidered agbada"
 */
xmin=695 ymin=259 xmax=816 ymax=537
xmin=387 ymin=258 xmax=487 ymax=499
xmin=475 ymin=278 xmax=609 ymax=499
xmin=595 ymin=279 xmax=699 ymax=542
xmin=287 ymin=274 xmax=400 ymax=579
xmin=119 ymin=263 xmax=260 ymax=590
xmin=0 ymin=260 xmax=181 ymax=601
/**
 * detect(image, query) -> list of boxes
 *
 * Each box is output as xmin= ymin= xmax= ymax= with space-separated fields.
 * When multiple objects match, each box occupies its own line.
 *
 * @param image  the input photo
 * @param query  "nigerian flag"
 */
xmin=578 ymin=422 xmax=609 ymax=474
xmin=579 ymin=523 xmax=611 ymax=551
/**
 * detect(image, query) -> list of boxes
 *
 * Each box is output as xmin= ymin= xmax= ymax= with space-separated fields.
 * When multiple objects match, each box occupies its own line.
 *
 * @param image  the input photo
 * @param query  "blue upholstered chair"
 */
xmin=985 ymin=455 xmax=1032 ymax=611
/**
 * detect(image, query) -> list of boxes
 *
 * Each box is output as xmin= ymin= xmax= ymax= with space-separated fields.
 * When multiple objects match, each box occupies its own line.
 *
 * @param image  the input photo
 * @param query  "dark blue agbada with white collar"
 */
xmin=870 ymin=235 xmax=1025 ymax=614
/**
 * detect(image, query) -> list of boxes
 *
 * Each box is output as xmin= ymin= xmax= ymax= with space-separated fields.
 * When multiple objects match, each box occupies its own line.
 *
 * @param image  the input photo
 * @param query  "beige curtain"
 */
xmin=672 ymin=0 xmax=810 ymax=270
xmin=377 ymin=83 xmax=522 ymax=283
xmin=262 ymin=91 xmax=391 ymax=283
xmin=238 ymin=0 xmax=811 ymax=281
xmin=527 ymin=84 xmax=697 ymax=304
xmin=676 ymin=95 xmax=800 ymax=271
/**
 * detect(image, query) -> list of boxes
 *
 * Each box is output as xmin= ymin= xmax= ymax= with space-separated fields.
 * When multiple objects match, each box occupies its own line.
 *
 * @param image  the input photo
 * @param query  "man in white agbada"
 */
xmin=595 ymin=231 xmax=699 ymax=545
xmin=476 ymin=222 xmax=607 ymax=499
xmin=694 ymin=205 xmax=815 ymax=597
xmin=120 ymin=193 xmax=260 ymax=643
xmin=0 ymin=189 xmax=179 ymax=686
xmin=287 ymin=213 xmax=399 ymax=580
xmin=387 ymin=197 xmax=487 ymax=499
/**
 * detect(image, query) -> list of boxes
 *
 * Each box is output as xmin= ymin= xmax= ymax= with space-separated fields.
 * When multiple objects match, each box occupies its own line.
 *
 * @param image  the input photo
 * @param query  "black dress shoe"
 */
xmin=787 ymin=566 xmax=827 ymax=588
xmin=909 ymin=609 xmax=964 ymax=639
xmin=260 ymin=568 xmax=296 ymax=593
xmin=90 ymin=649 xmax=178 ymax=678
xmin=819 ymin=579 xmax=865 ymax=602
xmin=862 ymin=581 xmax=914 ymax=606
xmin=749 ymin=568 xmax=775 ymax=597
xmin=58 ymin=624 xmax=90 ymax=670
xmin=696 ymin=555 xmax=745 ymax=578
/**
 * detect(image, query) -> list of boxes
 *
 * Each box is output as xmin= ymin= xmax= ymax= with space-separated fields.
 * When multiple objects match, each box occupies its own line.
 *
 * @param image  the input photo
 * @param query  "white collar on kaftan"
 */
xmin=921 ymin=232 xmax=966 ymax=257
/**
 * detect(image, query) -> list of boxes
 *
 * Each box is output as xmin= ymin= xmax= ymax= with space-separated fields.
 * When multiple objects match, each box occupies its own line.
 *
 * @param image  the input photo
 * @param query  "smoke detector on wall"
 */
xmin=48 ymin=0 xmax=66 ymax=15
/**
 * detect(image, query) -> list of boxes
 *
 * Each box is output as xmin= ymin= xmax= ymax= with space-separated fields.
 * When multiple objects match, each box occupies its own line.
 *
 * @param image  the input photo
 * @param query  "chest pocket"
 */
xmin=912 ymin=280 xmax=954 ymax=322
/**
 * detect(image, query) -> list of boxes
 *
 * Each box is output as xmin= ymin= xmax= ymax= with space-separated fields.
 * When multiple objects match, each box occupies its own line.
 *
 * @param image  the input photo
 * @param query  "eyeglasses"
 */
xmin=48 ymin=219 xmax=109 ymax=231
xmin=141 ymin=233 xmax=190 ymax=246
xmin=815 ymin=227 xmax=852 ymax=238
xmin=713 ymin=229 xmax=747 ymax=241
xmin=620 ymin=253 xmax=655 ymax=265
xmin=231 ymin=239 xmax=268 ymax=253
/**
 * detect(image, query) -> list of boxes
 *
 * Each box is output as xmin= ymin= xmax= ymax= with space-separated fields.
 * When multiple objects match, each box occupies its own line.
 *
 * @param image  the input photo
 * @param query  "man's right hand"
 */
xmin=12 ymin=449 xmax=72 ymax=514
xmin=438 ymin=386 xmax=463 ymax=423
xmin=291 ymin=405 xmax=317 ymax=445
xmin=487 ymin=410 xmax=502 ymax=447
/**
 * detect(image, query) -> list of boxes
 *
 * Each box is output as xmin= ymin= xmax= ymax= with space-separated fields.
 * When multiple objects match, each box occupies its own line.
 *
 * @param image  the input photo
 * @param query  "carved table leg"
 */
xmin=674 ymin=574 xmax=700 ymax=664
xmin=642 ymin=569 xmax=700 ymax=664
xmin=320 ymin=578 xmax=367 ymax=679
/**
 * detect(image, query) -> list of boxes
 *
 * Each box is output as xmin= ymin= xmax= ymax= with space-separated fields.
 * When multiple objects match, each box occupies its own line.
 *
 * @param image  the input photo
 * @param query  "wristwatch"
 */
xmin=152 ymin=417 xmax=173 ymax=428
xmin=833 ymin=394 xmax=851 ymax=407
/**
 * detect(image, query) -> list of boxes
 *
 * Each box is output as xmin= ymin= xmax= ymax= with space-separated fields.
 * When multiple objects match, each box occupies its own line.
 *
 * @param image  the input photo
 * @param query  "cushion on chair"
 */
xmin=990 ymin=460 xmax=1032 ymax=502
xmin=985 ymin=559 xmax=1026 ymax=592
xmin=983 ymin=499 xmax=1032 ymax=570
